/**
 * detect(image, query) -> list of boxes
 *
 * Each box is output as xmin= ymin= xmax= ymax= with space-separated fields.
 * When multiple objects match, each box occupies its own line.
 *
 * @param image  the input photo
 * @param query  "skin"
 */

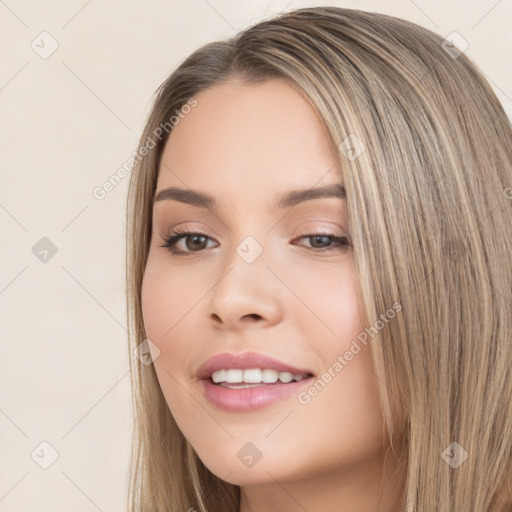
xmin=141 ymin=78 xmax=404 ymax=512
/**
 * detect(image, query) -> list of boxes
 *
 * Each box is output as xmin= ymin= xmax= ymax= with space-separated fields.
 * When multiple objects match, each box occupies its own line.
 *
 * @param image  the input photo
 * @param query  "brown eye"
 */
xmin=183 ymin=233 xmax=209 ymax=251
xmin=159 ymin=229 xmax=218 ymax=254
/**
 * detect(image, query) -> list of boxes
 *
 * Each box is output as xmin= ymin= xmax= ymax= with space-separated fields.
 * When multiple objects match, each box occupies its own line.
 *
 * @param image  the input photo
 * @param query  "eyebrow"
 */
xmin=154 ymin=183 xmax=346 ymax=210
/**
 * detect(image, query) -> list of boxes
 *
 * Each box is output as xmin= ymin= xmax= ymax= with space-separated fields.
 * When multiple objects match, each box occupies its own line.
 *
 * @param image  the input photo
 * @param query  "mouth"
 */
xmin=209 ymin=368 xmax=314 ymax=389
xmin=200 ymin=371 xmax=315 ymax=412
xmin=196 ymin=351 xmax=315 ymax=381
xmin=196 ymin=352 xmax=316 ymax=412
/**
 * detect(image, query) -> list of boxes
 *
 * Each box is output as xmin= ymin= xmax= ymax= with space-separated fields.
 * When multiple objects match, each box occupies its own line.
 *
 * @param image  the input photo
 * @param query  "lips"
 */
xmin=196 ymin=351 xmax=316 ymax=412
xmin=195 ymin=351 xmax=315 ymax=381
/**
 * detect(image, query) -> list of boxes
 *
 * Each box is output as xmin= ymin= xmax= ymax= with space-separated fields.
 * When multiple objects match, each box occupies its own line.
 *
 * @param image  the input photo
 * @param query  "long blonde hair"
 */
xmin=125 ymin=6 xmax=512 ymax=511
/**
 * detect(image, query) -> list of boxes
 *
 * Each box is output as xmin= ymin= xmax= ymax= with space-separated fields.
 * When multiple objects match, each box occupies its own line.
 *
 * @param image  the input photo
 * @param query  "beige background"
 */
xmin=0 ymin=0 xmax=510 ymax=510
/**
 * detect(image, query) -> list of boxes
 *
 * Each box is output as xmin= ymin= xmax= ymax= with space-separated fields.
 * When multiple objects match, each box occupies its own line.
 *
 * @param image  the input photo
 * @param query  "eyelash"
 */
xmin=159 ymin=227 xmax=351 ymax=255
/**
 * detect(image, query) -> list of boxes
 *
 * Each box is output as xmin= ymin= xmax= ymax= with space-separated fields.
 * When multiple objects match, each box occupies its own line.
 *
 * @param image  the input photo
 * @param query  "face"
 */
xmin=141 ymin=78 xmax=388 ymax=488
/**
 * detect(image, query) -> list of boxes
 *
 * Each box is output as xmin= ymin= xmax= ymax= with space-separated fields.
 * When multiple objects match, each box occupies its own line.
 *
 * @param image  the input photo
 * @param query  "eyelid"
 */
xmin=161 ymin=221 xmax=346 ymax=241
xmin=293 ymin=219 xmax=347 ymax=233
xmin=162 ymin=222 xmax=213 ymax=239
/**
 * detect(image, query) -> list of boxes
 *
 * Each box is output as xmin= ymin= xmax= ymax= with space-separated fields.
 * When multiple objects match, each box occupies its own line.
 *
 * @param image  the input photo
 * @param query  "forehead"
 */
xmin=156 ymin=78 xmax=342 ymax=206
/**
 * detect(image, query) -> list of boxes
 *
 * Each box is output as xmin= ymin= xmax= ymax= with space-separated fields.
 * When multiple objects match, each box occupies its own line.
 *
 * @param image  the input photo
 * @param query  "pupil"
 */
xmin=312 ymin=235 xmax=329 ymax=248
xmin=189 ymin=235 xmax=205 ymax=250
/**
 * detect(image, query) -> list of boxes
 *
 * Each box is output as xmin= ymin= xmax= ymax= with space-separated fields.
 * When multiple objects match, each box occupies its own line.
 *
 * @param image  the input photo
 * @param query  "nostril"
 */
xmin=243 ymin=314 xmax=262 ymax=321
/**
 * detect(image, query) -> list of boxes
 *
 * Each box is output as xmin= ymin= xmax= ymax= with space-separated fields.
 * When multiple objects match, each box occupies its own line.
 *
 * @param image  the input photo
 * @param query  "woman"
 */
xmin=126 ymin=6 xmax=512 ymax=511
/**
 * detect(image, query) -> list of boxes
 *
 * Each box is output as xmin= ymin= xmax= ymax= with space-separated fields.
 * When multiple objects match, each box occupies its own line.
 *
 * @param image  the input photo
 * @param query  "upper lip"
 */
xmin=196 ymin=351 xmax=315 ymax=380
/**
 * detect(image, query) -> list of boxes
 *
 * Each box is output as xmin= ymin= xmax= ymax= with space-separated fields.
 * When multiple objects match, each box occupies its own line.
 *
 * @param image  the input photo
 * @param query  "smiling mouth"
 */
xmin=209 ymin=368 xmax=314 ymax=388
xmin=201 ymin=367 xmax=315 ymax=412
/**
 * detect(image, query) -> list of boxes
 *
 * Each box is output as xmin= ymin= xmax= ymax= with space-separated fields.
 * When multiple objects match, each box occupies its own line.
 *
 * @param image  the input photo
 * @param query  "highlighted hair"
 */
xmin=126 ymin=6 xmax=512 ymax=511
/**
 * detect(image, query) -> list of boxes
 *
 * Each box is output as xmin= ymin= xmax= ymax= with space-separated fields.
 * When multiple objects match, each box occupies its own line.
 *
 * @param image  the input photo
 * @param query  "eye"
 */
xmin=159 ymin=229 xmax=351 ymax=255
xmin=292 ymin=233 xmax=351 ymax=252
xmin=159 ymin=227 xmax=217 ymax=254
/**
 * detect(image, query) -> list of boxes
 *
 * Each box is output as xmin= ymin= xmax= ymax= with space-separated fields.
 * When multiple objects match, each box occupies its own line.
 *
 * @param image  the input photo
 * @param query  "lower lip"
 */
xmin=200 ymin=377 xmax=314 ymax=412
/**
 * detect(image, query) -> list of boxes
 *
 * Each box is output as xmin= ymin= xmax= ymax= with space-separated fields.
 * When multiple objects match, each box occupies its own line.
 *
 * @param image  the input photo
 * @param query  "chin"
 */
xmin=194 ymin=441 xmax=309 ymax=487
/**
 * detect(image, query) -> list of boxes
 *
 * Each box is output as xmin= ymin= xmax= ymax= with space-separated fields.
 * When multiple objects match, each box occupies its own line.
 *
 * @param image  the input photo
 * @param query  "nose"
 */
xmin=205 ymin=251 xmax=283 ymax=331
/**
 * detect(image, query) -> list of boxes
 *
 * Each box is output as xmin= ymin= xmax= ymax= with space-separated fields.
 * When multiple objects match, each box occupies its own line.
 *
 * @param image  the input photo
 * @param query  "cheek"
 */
xmin=141 ymin=258 xmax=200 ymax=340
xmin=293 ymin=258 xmax=363 ymax=342
xmin=292 ymin=263 xmax=383 ymax=443
xmin=140 ymin=259 xmax=205 ymax=412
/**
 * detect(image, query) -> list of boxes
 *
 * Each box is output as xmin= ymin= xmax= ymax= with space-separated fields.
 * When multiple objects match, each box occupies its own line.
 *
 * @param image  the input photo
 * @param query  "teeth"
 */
xmin=211 ymin=368 xmax=310 ymax=385
xmin=278 ymin=372 xmax=293 ymax=383
xmin=225 ymin=369 xmax=243 ymax=383
xmin=244 ymin=368 xmax=262 ymax=383
xmin=262 ymin=369 xmax=278 ymax=383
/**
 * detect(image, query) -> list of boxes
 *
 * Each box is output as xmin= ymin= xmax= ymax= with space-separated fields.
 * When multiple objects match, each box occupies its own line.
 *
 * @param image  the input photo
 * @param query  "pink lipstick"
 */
xmin=196 ymin=351 xmax=315 ymax=412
